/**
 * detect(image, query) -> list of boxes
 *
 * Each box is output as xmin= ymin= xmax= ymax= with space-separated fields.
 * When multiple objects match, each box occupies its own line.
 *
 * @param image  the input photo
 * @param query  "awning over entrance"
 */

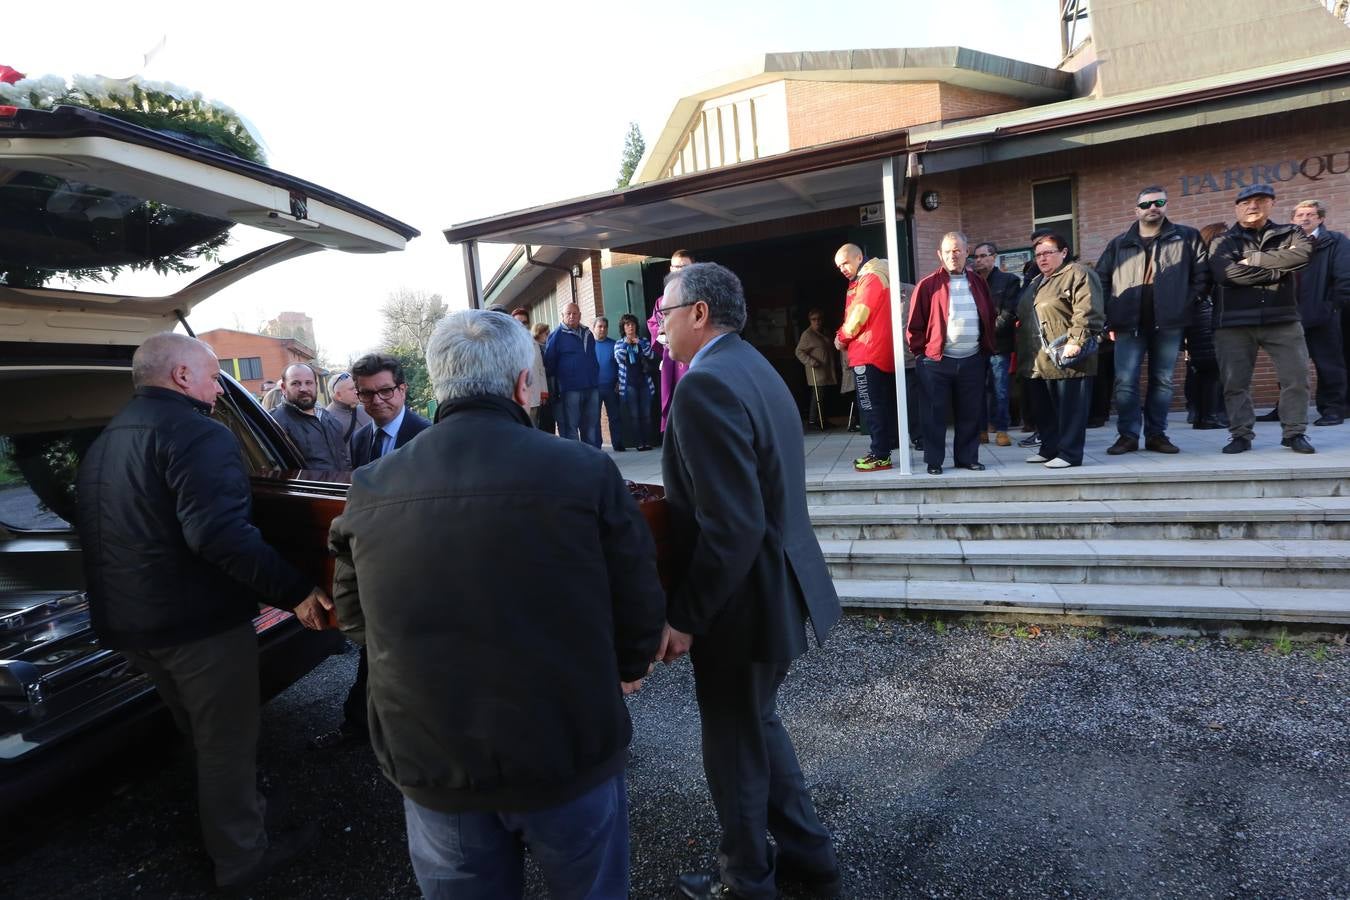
xmin=442 ymin=129 xmax=912 ymax=250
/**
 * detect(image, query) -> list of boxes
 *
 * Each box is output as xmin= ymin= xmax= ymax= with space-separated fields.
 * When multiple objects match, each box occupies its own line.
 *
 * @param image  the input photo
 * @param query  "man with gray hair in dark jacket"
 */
xmin=1209 ymin=183 xmax=1315 ymax=454
xmin=329 ymin=309 xmax=665 ymax=899
xmin=1095 ymin=185 xmax=1210 ymax=456
xmin=76 ymin=332 xmax=331 ymax=889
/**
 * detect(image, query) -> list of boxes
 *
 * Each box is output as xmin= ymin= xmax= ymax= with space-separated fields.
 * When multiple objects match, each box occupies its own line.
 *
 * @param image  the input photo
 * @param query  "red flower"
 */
xmin=0 ymin=65 xmax=25 ymax=84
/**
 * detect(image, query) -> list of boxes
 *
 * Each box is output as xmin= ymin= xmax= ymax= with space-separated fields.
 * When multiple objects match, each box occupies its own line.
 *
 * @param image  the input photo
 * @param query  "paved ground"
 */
xmin=605 ymin=411 xmax=1350 ymax=485
xmin=2 ymin=617 xmax=1345 ymax=899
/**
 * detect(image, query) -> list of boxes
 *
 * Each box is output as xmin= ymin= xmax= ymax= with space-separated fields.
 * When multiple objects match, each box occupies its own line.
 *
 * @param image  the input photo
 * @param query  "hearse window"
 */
xmin=0 ymin=431 xmax=98 ymax=532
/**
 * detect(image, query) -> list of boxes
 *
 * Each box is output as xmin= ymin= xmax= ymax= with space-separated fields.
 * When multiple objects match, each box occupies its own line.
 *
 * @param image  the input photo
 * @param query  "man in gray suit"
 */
xmin=656 ymin=263 xmax=842 ymax=900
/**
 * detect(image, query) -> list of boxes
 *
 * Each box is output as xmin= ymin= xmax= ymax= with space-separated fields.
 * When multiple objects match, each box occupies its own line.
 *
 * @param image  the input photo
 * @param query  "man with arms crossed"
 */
xmin=657 ymin=263 xmax=842 ymax=900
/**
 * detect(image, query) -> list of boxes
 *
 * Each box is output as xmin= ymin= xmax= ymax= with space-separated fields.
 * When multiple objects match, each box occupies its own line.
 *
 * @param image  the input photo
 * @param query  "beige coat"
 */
xmin=794 ymin=327 xmax=838 ymax=387
xmin=1016 ymin=261 xmax=1105 ymax=380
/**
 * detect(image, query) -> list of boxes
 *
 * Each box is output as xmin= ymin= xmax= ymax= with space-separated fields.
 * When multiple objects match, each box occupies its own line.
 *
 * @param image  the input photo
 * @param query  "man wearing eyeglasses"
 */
xmin=348 ymin=353 xmax=432 ymax=469
xmin=1095 ymin=186 xmax=1210 ymax=457
xmin=1209 ymin=183 xmax=1315 ymax=454
xmin=313 ymin=352 xmax=431 ymax=751
xmin=972 ymin=242 xmax=1023 ymax=447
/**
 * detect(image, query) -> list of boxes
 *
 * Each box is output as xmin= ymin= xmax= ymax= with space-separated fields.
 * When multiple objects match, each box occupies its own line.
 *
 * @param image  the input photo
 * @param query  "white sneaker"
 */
xmin=1043 ymin=457 xmax=1073 ymax=469
xmin=1025 ymin=454 xmax=1048 ymax=463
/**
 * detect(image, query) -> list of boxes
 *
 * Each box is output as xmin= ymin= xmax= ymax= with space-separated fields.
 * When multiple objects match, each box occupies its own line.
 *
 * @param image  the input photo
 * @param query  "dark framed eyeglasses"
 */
xmin=656 ymin=301 xmax=699 ymax=322
xmin=1137 ymin=199 xmax=1167 ymax=210
xmin=356 ymin=385 xmax=401 ymax=402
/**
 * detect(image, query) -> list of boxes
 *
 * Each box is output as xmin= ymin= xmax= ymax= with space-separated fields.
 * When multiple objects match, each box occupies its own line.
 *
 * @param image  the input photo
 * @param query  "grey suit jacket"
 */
xmin=661 ymin=333 xmax=841 ymax=662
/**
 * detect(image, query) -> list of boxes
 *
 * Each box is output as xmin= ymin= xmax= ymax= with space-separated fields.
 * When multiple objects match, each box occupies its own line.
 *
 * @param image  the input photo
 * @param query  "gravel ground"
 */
xmin=1 ymin=616 xmax=1347 ymax=899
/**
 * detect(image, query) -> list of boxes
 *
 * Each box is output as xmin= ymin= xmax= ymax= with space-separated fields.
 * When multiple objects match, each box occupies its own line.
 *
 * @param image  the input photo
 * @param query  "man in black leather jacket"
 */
xmin=1209 ymin=183 xmax=1315 ymax=454
xmin=76 ymin=332 xmax=332 ymax=889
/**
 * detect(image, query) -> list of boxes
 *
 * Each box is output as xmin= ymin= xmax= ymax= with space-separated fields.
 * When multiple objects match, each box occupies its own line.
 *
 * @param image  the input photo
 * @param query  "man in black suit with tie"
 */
xmin=311 ymin=352 xmax=430 ymax=750
xmin=656 ymin=263 xmax=842 ymax=899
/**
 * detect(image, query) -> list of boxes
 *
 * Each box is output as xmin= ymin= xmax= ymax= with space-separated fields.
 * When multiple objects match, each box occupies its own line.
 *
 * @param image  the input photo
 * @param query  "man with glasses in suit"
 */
xmin=312 ymin=352 xmax=431 ymax=751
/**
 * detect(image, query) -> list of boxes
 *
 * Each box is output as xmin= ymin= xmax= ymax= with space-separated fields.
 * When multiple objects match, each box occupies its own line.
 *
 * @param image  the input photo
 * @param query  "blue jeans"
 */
xmin=403 ymin=772 xmax=629 ymax=900
xmin=558 ymin=388 xmax=601 ymax=448
xmin=986 ymin=353 xmax=1011 ymax=432
xmin=1112 ymin=328 xmax=1183 ymax=439
xmin=598 ymin=385 xmax=623 ymax=450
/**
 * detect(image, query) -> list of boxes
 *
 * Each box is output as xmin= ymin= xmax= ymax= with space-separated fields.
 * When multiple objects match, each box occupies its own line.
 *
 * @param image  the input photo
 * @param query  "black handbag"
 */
xmin=1034 ymin=302 xmax=1099 ymax=370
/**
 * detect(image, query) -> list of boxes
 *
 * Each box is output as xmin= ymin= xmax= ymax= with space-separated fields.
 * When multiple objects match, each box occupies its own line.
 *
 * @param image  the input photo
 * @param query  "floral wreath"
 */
xmin=0 ymin=66 xmax=265 ymax=288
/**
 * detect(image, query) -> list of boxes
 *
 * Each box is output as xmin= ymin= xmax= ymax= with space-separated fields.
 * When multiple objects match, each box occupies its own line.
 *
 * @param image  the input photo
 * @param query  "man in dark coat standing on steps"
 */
xmin=656 ymin=262 xmax=843 ymax=900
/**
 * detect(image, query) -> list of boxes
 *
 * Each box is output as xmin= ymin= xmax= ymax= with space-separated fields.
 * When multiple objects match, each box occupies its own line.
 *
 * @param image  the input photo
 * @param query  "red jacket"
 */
xmin=907 ymin=267 xmax=997 ymax=361
xmin=835 ymin=258 xmax=895 ymax=373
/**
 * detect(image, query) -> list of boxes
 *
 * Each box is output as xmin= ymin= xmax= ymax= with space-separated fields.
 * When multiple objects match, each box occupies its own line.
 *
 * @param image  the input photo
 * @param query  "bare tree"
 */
xmin=380 ymin=289 xmax=448 ymax=356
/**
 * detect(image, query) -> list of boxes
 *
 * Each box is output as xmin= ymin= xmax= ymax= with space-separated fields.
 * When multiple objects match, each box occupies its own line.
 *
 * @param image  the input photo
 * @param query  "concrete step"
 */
xmin=807 ymin=466 xmax=1350 ymax=505
xmin=810 ymin=497 xmax=1350 ymax=540
xmin=822 ymin=539 xmax=1350 ymax=589
xmin=834 ymin=578 xmax=1350 ymax=624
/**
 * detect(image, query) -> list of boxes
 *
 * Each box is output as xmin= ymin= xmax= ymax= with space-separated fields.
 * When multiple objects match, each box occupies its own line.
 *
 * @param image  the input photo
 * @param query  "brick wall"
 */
xmin=914 ymin=105 xmax=1350 ymax=409
xmin=199 ymin=330 xmax=313 ymax=396
xmin=785 ymin=81 xmax=1029 ymax=149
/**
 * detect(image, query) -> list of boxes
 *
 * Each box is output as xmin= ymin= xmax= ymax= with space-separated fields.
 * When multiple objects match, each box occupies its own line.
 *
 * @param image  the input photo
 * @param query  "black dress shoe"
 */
xmin=675 ymin=872 xmax=745 ymax=899
xmin=1282 ymin=434 xmax=1316 ymax=454
xmin=926 ymin=465 xmax=943 ymax=475
xmin=1192 ymin=420 xmax=1223 ymax=430
xmin=1313 ymin=414 xmax=1344 ymax=426
xmin=957 ymin=462 xmax=986 ymax=471
xmin=1221 ymin=436 xmax=1252 ymax=454
xmin=1255 ymin=408 xmax=1280 ymax=422
xmin=309 ymin=726 xmax=367 ymax=751
xmin=910 ymin=437 xmax=924 ymax=450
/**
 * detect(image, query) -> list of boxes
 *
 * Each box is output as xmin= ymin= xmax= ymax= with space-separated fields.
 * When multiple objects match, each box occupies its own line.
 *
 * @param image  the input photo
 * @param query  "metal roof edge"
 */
xmin=444 ymin=128 xmax=911 ymax=245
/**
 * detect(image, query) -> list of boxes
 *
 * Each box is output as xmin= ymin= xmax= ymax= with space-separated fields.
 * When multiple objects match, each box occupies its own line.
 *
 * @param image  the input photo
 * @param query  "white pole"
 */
xmin=881 ymin=156 xmax=912 ymax=475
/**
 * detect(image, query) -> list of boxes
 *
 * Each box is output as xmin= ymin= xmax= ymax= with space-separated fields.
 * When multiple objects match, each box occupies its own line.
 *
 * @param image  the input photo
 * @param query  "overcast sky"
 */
xmin=8 ymin=1 xmax=1062 ymax=362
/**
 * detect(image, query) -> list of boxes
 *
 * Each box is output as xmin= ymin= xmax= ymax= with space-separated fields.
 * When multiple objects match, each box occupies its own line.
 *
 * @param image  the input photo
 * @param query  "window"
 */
xmin=1032 ymin=178 xmax=1077 ymax=252
xmin=238 ymin=357 xmax=263 ymax=380
xmin=218 ymin=357 xmax=235 ymax=373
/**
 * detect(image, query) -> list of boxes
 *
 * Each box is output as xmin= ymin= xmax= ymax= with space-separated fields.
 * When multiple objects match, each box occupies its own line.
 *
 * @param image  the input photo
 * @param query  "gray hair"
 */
xmin=1294 ymin=199 xmax=1327 ymax=218
xmin=593 ymin=316 xmax=609 ymax=327
xmin=670 ymin=262 xmax=747 ymax=332
xmin=132 ymin=332 xmax=214 ymax=388
xmin=940 ymin=231 xmax=969 ymax=249
xmin=426 ymin=309 xmax=535 ymax=404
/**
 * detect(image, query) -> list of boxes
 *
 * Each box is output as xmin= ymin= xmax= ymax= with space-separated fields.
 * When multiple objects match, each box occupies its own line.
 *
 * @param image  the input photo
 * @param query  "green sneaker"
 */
xmin=854 ymin=454 xmax=892 ymax=472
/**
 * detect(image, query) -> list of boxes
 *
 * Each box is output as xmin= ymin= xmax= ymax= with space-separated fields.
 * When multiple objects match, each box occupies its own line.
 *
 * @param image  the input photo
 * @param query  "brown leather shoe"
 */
xmin=995 ymin=431 xmax=1012 ymax=446
xmin=1106 ymin=436 xmax=1138 ymax=455
xmin=978 ymin=431 xmax=989 ymax=444
xmin=1144 ymin=434 xmax=1180 ymax=454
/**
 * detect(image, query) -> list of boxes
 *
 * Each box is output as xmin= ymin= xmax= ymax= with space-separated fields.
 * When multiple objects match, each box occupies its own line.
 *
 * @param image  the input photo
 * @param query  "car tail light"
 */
xmin=0 ymin=106 xmax=18 ymax=118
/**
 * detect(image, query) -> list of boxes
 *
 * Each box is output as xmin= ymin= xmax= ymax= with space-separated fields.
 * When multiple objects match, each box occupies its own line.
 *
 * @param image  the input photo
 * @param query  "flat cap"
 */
xmin=1235 ymin=183 xmax=1276 ymax=202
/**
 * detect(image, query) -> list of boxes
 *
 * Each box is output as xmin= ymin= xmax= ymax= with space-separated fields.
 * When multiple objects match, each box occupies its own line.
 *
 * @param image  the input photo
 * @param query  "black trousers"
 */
xmin=690 ymin=652 xmax=836 ymax=900
xmin=1033 ymin=376 xmax=1094 ymax=466
xmin=803 ymin=381 xmax=836 ymax=427
xmin=1306 ymin=315 xmax=1347 ymax=416
xmin=916 ymin=353 xmax=986 ymax=468
xmin=855 ymin=365 xmax=899 ymax=459
xmin=342 ymin=645 xmax=370 ymax=735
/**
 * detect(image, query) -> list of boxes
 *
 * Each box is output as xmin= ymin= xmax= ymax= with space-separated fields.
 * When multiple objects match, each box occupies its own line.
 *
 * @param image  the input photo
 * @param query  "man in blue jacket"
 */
xmin=592 ymin=315 xmax=624 ymax=450
xmin=544 ymin=301 xmax=601 ymax=447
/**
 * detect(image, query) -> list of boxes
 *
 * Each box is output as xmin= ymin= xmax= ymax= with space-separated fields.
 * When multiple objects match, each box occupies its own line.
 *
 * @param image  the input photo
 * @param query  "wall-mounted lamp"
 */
xmin=921 ymin=190 xmax=941 ymax=212
xmin=570 ymin=264 xmax=583 ymax=278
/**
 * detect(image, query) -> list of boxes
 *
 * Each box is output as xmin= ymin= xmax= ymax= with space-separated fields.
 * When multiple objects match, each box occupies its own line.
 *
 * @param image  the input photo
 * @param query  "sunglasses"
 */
xmin=1137 ymin=199 xmax=1167 ymax=210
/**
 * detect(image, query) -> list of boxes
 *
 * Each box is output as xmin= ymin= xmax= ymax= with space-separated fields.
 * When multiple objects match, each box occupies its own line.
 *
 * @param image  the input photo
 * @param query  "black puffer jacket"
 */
xmin=987 ymin=268 xmax=1023 ymax=354
xmin=329 ymin=394 xmax=665 ymax=814
xmin=1296 ymin=228 xmax=1350 ymax=329
xmin=1209 ymin=221 xmax=1313 ymax=328
xmin=77 ymin=387 xmax=312 ymax=650
xmin=1095 ymin=219 xmax=1210 ymax=333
